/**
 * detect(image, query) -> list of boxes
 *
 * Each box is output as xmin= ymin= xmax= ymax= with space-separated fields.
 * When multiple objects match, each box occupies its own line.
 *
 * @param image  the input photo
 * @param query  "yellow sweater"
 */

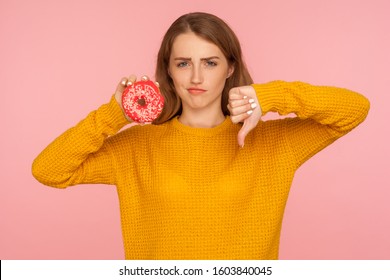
xmin=32 ymin=81 xmax=369 ymax=259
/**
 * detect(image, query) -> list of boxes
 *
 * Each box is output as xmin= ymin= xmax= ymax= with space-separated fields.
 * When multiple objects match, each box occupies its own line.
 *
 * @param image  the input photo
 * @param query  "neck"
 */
xmin=178 ymin=109 xmax=225 ymax=128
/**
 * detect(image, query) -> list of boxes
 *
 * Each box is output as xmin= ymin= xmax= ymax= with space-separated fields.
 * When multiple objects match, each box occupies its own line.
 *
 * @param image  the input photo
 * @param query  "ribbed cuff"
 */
xmin=251 ymin=81 xmax=286 ymax=115
xmin=99 ymin=95 xmax=131 ymax=134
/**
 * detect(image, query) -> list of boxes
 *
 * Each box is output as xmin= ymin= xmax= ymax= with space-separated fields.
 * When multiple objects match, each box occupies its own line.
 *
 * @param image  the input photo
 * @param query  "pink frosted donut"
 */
xmin=121 ymin=80 xmax=164 ymax=123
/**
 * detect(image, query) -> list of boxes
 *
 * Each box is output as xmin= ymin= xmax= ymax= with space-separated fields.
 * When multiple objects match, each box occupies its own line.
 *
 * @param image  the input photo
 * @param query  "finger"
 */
xmin=237 ymin=111 xmax=261 ymax=147
xmin=229 ymin=92 xmax=247 ymax=101
xmin=127 ymin=74 xmax=137 ymax=86
xmin=230 ymin=109 xmax=254 ymax=124
xmin=229 ymin=98 xmax=249 ymax=108
xmin=115 ymin=75 xmax=135 ymax=107
xmin=229 ymin=102 xmax=257 ymax=116
xmin=229 ymin=86 xmax=255 ymax=101
xmin=230 ymin=97 xmax=256 ymax=107
xmin=228 ymin=87 xmax=247 ymax=100
xmin=141 ymin=75 xmax=149 ymax=81
xmin=120 ymin=77 xmax=127 ymax=86
xmin=237 ymin=120 xmax=255 ymax=148
xmin=116 ymin=77 xmax=129 ymax=93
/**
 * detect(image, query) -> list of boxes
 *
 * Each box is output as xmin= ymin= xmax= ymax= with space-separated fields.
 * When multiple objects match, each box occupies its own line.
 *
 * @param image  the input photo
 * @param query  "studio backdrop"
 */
xmin=1 ymin=0 xmax=389 ymax=259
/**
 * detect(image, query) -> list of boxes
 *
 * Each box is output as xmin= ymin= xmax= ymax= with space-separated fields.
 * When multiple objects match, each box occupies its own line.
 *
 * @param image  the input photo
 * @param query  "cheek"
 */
xmin=170 ymin=75 xmax=181 ymax=90
xmin=169 ymin=73 xmax=186 ymax=97
xmin=211 ymin=71 xmax=228 ymax=89
xmin=170 ymin=71 xmax=187 ymax=88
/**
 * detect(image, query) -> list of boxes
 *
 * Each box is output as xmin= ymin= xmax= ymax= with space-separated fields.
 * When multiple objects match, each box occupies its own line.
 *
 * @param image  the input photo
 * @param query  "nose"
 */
xmin=190 ymin=63 xmax=203 ymax=84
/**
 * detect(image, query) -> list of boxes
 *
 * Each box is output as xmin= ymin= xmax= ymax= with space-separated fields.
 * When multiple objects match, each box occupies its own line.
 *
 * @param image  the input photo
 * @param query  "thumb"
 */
xmin=237 ymin=115 xmax=260 ymax=148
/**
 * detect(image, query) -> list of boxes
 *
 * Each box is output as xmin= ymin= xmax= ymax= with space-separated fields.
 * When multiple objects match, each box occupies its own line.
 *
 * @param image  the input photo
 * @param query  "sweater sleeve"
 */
xmin=32 ymin=95 xmax=130 ymax=188
xmin=252 ymin=81 xmax=370 ymax=168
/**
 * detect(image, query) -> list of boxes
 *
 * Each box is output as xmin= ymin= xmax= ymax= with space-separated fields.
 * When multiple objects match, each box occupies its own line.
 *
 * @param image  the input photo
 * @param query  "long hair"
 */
xmin=154 ymin=12 xmax=253 ymax=124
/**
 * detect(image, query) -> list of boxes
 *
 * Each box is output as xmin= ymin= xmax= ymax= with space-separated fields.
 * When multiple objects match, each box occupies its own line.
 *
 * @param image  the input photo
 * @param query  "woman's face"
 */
xmin=168 ymin=32 xmax=234 ymax=113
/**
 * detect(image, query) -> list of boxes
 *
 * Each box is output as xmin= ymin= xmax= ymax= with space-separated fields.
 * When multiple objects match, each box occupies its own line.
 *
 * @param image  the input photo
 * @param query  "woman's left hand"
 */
xmin=228 ymin=86 xmax=262 ymax=147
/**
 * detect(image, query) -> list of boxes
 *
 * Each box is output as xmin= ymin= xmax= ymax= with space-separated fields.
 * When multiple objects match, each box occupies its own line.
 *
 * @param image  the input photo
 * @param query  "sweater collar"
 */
xmin=170 ymin=116 xmax=236 ymax=137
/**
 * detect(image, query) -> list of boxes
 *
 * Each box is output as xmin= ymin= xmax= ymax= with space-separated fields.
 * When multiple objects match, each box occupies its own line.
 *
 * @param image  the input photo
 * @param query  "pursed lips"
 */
xmin=187 ymin=87 xmax=207 ymax=94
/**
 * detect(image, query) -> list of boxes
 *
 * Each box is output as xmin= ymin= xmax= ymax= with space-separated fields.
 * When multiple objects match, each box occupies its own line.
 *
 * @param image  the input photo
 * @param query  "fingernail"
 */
xmin=141 ymin=75 xmax=148 ymax=81
xmin=155 ymin=81 xmax=160 ymax=87
xmin=240 ymin=143 xmax=245 ymax=148
xmin=247 ymin=110 xmax=253 ymax=115
xmin=248 ymin=98 xmax=255 ymax=103
xmin=126 ymin=81 xmax=133 ymax=86
xmin=250 ymin=103 xmax=257 ymax=109
xmin=121 ymin=80 xmax=127 ymax=86
xmin=243 ymin=96 xmax=248 ymax=99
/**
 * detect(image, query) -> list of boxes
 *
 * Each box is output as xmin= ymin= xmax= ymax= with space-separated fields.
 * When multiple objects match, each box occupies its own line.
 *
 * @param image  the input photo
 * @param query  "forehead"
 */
xmin=171 ymin=32 xmax=224 ymax=58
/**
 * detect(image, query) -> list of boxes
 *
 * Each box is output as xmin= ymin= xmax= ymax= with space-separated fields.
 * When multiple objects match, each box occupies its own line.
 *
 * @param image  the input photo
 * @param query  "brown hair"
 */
xmin=153 ymin=12 xmax=253 ymax=124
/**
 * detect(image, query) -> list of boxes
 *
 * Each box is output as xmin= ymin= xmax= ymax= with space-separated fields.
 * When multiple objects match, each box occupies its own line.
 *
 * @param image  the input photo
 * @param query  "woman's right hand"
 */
xmin=114 ymin=75 xmax=137 ymax=122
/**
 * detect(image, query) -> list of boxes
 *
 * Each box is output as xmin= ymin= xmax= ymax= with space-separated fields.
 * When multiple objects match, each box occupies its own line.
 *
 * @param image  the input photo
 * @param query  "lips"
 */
xmin=187 ymin=87 xmax=207 ymax=94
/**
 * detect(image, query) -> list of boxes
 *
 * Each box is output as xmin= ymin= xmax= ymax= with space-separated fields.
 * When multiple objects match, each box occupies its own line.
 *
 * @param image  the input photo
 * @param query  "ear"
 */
xmin=227 ymin=65 xmax=235 ymax=79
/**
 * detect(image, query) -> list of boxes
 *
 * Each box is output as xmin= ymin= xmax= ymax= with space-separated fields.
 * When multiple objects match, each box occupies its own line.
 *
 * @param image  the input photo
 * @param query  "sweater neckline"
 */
xmin=171 ymin=116 xmax=233 ymax=137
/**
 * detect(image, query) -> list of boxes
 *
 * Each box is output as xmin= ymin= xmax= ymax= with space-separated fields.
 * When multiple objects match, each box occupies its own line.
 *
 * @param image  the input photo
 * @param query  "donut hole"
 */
xmin=137 ymin=98 xmax=146 ymax=106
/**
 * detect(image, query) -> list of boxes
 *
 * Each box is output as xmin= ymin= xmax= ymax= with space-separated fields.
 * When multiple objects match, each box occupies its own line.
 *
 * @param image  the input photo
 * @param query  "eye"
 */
xmin=205 ymin=60 xmax=218 ymax=67
xmin=177 ymin=61 xmax=190 ymax=68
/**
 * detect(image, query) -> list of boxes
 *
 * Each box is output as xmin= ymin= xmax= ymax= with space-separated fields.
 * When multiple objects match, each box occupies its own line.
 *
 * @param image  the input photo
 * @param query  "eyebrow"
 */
xmin=173 ymin=56 xmax=221 ymax=61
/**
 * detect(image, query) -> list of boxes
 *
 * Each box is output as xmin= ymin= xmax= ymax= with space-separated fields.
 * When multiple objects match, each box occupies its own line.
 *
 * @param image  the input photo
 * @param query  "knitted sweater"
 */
xmin=32 ymin=81 xmax=370 ymax=259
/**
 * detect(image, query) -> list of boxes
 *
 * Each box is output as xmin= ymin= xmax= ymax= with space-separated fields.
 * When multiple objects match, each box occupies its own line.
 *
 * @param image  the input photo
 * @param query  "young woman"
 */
xmin=32 ymin=12 xmax=370 ymax=259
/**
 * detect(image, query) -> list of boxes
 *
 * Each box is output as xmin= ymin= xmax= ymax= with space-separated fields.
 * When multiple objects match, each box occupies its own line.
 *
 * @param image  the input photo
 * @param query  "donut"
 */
xmin=121 ymin=80 xmax=164 ymax=123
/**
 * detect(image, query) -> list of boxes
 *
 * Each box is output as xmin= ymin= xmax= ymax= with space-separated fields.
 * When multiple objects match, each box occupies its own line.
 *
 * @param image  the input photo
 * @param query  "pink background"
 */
xmin=1 ymin=0 xmax=389 ymax=259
